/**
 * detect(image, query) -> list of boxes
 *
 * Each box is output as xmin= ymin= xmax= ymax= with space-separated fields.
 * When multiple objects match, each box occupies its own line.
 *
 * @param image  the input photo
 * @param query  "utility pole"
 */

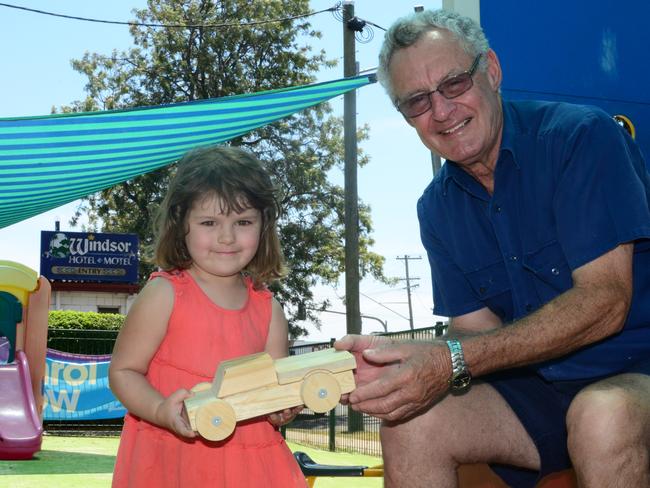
xmin=342 ymin=0 xmax=364 ymax=434
xmin=396 ymin=255 xmax=421 ymax=330
xmin=342 ymin=0 xmax=361 ymax=339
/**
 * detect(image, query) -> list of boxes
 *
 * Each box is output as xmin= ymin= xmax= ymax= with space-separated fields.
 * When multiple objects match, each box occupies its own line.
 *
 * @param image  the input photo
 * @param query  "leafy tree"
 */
xmin=65 ymin=0 xmax=388 ymax=337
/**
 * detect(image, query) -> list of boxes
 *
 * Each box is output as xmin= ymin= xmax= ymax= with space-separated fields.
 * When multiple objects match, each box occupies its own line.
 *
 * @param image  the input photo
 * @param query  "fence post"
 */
xmin=328 ymin=408 xmax=336 ymax=451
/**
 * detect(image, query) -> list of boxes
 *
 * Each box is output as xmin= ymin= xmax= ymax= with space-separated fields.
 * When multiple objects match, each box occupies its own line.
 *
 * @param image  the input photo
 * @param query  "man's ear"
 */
xmin=485 ymin=49 xmax=502 ymax=91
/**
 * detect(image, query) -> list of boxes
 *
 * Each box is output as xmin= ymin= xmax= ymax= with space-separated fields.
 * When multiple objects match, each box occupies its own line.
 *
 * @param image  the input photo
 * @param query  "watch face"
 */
xmin=451 ymin=371 xmax=472 ymax=391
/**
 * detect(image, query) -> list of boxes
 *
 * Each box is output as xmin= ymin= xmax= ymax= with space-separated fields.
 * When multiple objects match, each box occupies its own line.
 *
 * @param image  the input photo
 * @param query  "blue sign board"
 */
xmin=40 ymin=231 xmax=139 ymax=283
xmin=480 ymin=0 xmax=649 ymax=167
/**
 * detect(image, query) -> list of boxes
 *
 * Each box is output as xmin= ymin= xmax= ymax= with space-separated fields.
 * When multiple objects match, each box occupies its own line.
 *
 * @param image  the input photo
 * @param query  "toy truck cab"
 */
xmin=184 ymin=348 xmax=356 ymax=441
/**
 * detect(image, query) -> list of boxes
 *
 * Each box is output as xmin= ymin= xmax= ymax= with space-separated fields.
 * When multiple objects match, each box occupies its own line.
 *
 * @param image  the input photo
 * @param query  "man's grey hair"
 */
xmin=378 ymin=9 xmax=491 ymax=104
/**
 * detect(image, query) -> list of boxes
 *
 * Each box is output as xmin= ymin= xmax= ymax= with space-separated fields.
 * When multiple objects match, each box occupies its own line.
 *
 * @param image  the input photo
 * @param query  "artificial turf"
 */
xmin=0 ymin=435 xmax=382 ymax=488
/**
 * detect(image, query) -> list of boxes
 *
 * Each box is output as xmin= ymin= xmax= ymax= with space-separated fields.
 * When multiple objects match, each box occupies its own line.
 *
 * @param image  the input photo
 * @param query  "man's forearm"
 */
xmin=461 ymin=280 xmax=628 ymax=378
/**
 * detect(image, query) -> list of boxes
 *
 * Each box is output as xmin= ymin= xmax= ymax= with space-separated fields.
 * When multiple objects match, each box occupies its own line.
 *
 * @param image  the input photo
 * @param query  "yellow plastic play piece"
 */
xmin=0 ymin=260 xmax=39 ymax=306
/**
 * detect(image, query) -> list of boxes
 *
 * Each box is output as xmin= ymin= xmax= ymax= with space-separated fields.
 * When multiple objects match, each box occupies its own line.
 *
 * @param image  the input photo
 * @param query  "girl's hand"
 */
xmin=154 ymin=388 xmax=197 ymax=439
xmin=268 ymin=405 xmax=303 ymax=427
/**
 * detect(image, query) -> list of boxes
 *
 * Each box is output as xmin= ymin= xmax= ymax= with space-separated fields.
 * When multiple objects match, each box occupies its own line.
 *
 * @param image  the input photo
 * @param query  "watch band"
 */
xmin=446 ymin=339 xmax=472 ymax=392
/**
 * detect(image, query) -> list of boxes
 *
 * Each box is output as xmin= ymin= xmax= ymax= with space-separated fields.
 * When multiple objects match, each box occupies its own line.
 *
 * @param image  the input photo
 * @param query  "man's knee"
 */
xmin=380 ymin=395 xmax=471 ymax=467
xmin=381 ymin=404 xmax=447 ymax=452
xmin=566 ymin=380 xmax=648 ymax=459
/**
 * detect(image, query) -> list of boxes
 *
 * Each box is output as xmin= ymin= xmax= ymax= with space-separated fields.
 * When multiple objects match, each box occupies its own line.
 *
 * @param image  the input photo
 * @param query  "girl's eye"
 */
xmin=201 ymin=220 xmax=216 ymax=226
xmin=237 ymin=220 xmax=252 ymax=226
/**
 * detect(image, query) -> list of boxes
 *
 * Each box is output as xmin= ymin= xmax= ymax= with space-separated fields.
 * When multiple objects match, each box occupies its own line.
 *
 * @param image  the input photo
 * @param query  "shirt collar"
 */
xmin=441 ymin=100 xmax=520 ymax=196
xmin=499 ymin=100 xmax=519 ymax=167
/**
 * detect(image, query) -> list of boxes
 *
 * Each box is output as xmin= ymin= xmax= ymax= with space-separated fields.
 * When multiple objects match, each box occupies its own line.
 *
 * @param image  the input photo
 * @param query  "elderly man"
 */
xmin=336 ymin=9 xmax=650 ymax=488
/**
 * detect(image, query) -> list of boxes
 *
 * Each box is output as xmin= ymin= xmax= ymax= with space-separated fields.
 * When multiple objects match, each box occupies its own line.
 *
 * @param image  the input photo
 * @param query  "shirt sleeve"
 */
xmin=552 ymin=108 xmax=650 ymax=270
xmin=417 ymin=196 xmax=486 ymax=317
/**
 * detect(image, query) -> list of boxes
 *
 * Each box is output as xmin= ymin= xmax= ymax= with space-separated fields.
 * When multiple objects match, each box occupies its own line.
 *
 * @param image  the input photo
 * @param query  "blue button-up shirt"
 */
xmin=418 ymin=99 xmax=650 ymax=381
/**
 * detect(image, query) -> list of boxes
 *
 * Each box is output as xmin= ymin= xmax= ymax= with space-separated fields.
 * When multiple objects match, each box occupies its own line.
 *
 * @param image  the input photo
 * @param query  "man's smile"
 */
xmin=440 ymin=117 xmax=471 ymax=135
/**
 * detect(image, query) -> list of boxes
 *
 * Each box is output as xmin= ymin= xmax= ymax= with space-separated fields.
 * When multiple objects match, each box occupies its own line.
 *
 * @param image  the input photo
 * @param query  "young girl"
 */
xmin=110 ymin=146 xmax=306 ymax=487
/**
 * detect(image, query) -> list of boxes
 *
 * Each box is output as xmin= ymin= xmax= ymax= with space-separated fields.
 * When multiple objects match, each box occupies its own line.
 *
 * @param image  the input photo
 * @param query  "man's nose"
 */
xmin=429 ymin=91 xmax=455 ymax=121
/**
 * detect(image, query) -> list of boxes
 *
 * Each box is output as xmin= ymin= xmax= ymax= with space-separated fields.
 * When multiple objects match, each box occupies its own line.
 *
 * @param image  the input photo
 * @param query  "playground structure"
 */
xmin=0 ymin=260 xmax=50 ymax=460
xmin=185 ymin=348 xmax=356 ymax=441
xmin=294 ymin=451 xmax=578 ymax=488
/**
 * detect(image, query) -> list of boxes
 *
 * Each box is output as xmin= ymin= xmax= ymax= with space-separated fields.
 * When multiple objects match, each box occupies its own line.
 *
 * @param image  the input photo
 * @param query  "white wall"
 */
xmin=51 ymin=291 xmax=135 ymax=315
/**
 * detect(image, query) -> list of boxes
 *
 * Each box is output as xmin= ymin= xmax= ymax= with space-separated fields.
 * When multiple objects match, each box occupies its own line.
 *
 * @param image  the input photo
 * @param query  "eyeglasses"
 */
xmin=397 ymin=53 xmax=482 ymax=118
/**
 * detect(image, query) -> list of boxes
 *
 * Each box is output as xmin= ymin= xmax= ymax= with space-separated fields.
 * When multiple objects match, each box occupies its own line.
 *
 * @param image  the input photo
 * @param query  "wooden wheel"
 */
xmin=301 ymin=372 xmax=341 ymax=413
xmin=195 ymin=400 xmax=236 ymax=441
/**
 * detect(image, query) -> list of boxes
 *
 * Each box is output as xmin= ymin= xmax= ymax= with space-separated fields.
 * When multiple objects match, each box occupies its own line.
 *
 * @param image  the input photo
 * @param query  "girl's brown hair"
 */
xmin=153 ymin=145 xmax=286 ymax=288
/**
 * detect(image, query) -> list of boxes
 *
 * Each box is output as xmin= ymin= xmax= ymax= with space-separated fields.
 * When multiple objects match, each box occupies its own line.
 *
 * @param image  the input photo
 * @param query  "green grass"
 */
xmin=0 ymin=435 xmax=382 ymax=488
xmin=0 ymin=436 xmax=119 ymax=488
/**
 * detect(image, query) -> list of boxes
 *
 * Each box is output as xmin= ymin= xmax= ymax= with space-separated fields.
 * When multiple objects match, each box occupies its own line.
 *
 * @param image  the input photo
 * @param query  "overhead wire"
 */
xmin=0 ymin=2 xmax=339 ymax=29
xmin=330 ymin=1 xmax=385 ymax=44
xmin=360 ymin=292 xmax=410 ymax=322
xmin=1 ymin=1 xmax=387 ymax=70
xmin=327 ymin=285 xmax=408 ymax=323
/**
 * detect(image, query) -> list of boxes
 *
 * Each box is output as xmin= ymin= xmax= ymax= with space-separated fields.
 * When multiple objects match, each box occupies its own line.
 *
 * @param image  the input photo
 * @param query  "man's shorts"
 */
xmin=484 ymin=357 xmax=650 ymax=488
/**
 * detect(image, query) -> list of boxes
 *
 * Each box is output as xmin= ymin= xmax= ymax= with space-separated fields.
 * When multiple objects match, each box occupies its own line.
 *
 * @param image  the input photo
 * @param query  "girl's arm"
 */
xmin=264 ymin=297 xmax=289 ymax=359
xmin=264 ymin=297 xmax=302 ymax=426
xmin=108 ymin=277 xmax=196 ymax=438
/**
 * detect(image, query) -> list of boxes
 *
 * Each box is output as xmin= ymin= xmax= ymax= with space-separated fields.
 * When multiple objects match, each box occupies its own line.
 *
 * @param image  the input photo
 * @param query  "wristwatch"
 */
xmin=446 ymin=339 xmax=472 ymax=393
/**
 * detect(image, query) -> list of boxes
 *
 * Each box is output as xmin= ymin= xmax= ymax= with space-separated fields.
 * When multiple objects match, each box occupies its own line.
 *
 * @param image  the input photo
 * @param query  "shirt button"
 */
xmin=551 ymin=267 xmax=560 ymax=275
xmin=495 ymin=205 xmax=502 ymax=213
xmin=509 ymin=255 xmax=518 ymax=262
xmin=479 ymin=286 xmax=486 ymax=295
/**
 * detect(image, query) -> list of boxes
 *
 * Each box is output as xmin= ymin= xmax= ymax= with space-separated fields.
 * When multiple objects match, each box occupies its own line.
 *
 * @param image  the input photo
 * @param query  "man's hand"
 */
xmin=335 ymin=335 xmax=452 ymax=421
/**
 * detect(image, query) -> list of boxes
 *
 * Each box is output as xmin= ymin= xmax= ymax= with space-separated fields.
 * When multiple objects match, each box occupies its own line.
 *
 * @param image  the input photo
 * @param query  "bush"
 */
xmin=48 ymin=310 xmax=125 ymax=331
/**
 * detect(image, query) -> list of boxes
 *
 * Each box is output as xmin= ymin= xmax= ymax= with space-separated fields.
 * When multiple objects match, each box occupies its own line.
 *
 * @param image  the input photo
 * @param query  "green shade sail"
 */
xmin=0 ymin=74 xmax=375 ymax=229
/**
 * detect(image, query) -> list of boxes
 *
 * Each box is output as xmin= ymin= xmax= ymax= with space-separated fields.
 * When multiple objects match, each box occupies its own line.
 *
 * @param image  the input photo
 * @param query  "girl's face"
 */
xmin=184 ymin=194 xmax=262 ymax=280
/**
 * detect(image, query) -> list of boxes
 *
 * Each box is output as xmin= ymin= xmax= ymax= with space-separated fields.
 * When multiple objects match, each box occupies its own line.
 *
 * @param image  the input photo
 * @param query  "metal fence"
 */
xmin=48 ymin=328 xmax=118 ymax=355
xmin=282 ymin=324 xmax=447 ymax=457
xmin=44 ymin=323 xmax=448 ymax=456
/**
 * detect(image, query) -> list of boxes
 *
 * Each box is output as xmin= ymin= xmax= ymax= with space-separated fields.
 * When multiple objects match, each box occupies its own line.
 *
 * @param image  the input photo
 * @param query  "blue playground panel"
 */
xmin=481 ymin=0 xmax=649 ymax=167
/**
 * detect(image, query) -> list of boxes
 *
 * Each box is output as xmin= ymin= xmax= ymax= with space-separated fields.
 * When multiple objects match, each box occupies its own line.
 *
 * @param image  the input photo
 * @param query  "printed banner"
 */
xmin=43 ymin=349 xmax=126 ymax=420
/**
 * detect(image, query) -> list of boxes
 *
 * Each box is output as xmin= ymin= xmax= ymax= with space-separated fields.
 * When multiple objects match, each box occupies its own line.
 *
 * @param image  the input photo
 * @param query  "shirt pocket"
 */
xmin=523 ymin=239 xmax=573 ymax=303
xmin=464 ymin=261 xmax=512 ymax=321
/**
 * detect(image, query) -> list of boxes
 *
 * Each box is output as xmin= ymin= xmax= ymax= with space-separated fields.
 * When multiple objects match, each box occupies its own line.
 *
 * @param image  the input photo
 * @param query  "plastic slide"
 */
xmin=0 ymin=261 xmax=49 ymax=460
xmin=0 ymin=349 xmax=43 ymax=459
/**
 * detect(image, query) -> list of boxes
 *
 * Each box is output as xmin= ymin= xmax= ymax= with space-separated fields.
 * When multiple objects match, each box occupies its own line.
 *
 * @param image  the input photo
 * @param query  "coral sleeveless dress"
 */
xmin=112 ymin=270 xmax=306 ymax=488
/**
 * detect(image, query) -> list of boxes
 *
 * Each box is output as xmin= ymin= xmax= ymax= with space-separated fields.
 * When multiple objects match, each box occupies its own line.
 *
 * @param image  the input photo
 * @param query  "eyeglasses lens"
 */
xmin=402 ymin=73 xmax=472 ymax=118
xmin=399 ymin=52 xmax=483 ymax=118
xmin=438 ymin=73 xmax=472 ymax=98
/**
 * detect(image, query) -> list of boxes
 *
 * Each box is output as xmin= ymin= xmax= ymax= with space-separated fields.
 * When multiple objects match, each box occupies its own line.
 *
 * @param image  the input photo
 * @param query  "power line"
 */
xmin=0 ymin=2 xmax=339 ymax=29
xmin=360 ymin=292 xmax=410 ymax=322
xmin=330 ymin=3 xmax=385 ymax=44
xmin=412 ymin=288 xmax=433 ymax=313
xmin=315 ymin=308 xmax=387 ymax=333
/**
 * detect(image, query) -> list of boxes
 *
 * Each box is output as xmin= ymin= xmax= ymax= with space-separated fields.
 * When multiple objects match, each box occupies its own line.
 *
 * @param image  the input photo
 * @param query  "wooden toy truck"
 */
xmin=184 ymin=348 xmax=356 ymax=441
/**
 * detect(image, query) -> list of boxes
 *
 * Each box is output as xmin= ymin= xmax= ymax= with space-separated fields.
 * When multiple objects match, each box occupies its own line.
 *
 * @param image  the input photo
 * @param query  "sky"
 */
xmin=0 ymin=0 xmax=446 ymax=341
